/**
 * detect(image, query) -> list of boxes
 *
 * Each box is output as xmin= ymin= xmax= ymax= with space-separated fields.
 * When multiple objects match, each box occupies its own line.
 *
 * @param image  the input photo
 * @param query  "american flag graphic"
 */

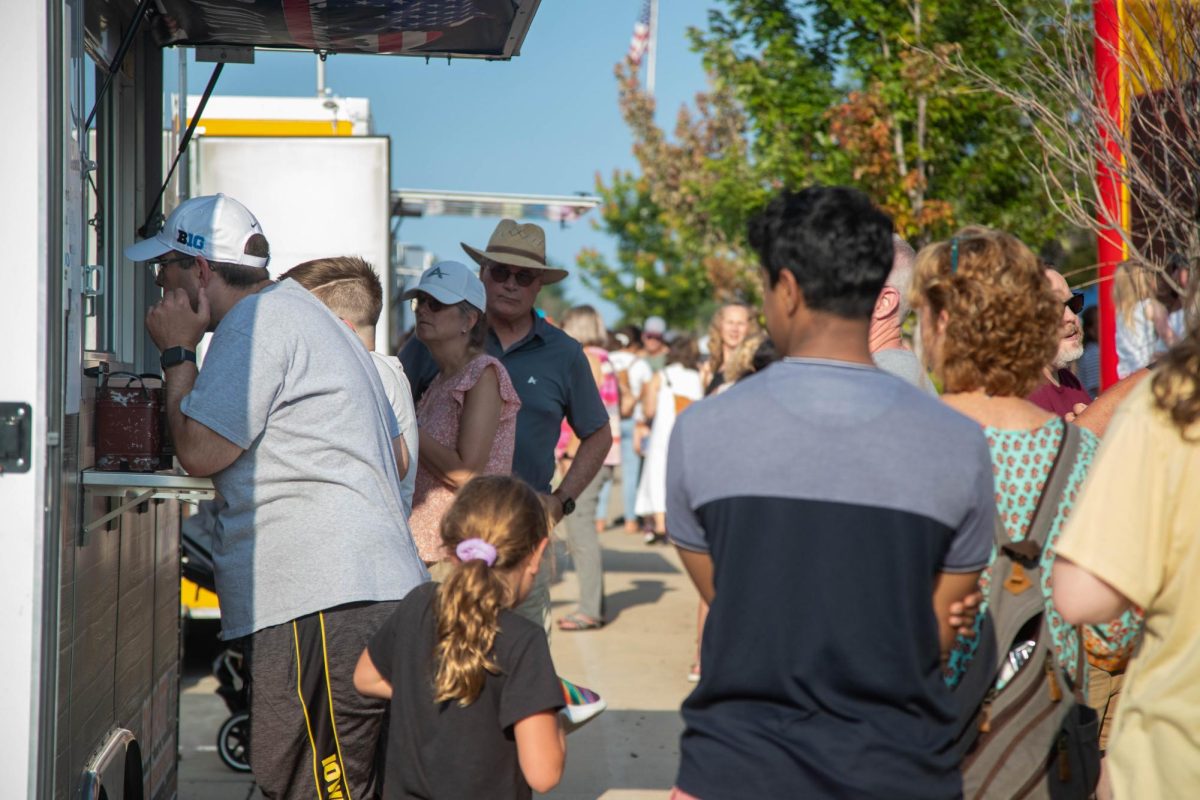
xmin=627 ymin=0 xmax=651 ymax=66
xmin=281 ymin=0 xmax=485 ymax=52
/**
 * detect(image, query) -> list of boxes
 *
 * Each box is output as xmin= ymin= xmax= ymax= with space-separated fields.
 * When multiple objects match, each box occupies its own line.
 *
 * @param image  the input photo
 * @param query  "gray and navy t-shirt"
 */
xmin=667 ymin=358 xmax=993 ymax=799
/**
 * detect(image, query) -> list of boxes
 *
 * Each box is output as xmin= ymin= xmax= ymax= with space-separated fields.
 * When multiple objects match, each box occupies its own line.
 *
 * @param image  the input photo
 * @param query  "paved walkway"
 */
xmin=179 ymin=523 xmax=699 ymax=800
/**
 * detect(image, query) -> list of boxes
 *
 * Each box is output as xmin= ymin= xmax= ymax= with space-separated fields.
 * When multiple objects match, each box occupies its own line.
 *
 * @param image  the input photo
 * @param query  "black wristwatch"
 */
xmin=557 ymin=494 xmax=576 ymax=516
xmin=160 ymin=346 xmax=197 ymax=371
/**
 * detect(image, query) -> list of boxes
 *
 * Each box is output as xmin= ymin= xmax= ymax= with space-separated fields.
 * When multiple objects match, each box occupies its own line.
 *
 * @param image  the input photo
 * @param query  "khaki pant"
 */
xmin=1086 ymin=664 xmax=1125 ymax=752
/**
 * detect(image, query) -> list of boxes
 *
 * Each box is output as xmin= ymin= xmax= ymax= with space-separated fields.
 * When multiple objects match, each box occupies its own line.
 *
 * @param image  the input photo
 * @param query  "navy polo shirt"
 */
xmin=398 ymin=314 xmax=609 ymax=493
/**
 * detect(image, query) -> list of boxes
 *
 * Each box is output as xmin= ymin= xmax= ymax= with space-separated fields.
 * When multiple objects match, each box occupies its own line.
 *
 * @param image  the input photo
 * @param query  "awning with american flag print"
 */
xmin=152 ymin=0 xmax=541 ymax=60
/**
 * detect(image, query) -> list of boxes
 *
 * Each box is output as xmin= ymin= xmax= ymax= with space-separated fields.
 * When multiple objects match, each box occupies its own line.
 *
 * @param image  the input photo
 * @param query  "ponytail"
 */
xmin=434 ymin=561 xmax=508 ymax=705
xmin=432 ymin=475 xmax=550 ymax=706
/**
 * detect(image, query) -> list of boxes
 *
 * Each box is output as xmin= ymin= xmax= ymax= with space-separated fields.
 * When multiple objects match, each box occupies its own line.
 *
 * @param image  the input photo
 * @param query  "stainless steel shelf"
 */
xmin=80 ymin=469 xmax=215 ymax=535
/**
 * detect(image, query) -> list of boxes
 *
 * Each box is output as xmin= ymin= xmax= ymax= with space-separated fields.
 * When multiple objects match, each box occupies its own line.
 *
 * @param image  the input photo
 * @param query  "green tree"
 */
xmin=577 ymin=170 xmax=716 ymax=329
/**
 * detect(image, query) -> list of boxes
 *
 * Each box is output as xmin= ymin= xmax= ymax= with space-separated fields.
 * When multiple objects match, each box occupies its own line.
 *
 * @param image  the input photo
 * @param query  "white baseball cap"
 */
xmin=125 ymin=193 xmax=270 ymax=268
xmin=401 ymin=261 xmax=486 ymax=313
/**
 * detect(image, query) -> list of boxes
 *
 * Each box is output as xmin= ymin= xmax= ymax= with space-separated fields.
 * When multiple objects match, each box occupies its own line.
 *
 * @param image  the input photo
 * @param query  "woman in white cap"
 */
xmin=404 ymin=262 xmax=522 ymax=570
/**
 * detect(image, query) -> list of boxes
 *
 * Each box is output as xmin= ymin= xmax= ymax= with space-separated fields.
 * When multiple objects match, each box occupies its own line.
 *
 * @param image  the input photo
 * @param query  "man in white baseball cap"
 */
xmin=128 ymin=194 xmax=427 ymax=799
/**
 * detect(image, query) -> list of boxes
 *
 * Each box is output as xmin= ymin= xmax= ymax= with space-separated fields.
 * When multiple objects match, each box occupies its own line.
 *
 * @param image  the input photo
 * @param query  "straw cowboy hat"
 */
xmin=461 ymin=219 xmax=568 ymax=285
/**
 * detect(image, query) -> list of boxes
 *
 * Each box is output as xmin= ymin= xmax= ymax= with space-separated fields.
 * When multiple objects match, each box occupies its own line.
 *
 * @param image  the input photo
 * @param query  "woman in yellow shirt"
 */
xmin=1054 ymin=324 xmax=1200 ymax=799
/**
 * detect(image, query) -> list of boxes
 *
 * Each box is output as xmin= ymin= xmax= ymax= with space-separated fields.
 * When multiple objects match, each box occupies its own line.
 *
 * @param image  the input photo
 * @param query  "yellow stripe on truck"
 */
xmin=187 ymin=118 xmax=355 ymax=137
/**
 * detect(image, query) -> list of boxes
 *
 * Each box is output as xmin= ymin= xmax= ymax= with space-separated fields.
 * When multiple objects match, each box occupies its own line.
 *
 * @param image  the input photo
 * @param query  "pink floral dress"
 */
xmin=409 ymin=355 xmax=521 ymax=562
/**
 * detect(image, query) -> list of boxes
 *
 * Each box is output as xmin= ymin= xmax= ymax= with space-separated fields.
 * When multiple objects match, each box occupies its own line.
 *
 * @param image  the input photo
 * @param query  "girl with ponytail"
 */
xmin=354 ymin=475 xmax=567 ymax=798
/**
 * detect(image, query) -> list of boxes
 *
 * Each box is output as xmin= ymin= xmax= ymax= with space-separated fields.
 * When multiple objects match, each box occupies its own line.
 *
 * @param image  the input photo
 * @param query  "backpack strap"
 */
xmin=996 ymin=421 xmax=1081 ymax=558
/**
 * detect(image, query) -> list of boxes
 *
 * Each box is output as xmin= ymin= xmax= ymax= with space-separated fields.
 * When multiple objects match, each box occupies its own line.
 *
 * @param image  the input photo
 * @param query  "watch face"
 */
xmin=562 ymin=497 xmax=576 ymax=516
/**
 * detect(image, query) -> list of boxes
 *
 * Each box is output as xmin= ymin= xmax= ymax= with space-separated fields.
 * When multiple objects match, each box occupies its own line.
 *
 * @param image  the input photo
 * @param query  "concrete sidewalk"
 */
xmin=178 ymin=526 xmax=699 ymax=800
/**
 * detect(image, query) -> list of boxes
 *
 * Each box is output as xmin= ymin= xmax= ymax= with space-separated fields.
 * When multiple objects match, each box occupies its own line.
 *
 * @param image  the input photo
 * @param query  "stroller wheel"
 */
xmin=217 ymin=711 xmax=252 ymax=773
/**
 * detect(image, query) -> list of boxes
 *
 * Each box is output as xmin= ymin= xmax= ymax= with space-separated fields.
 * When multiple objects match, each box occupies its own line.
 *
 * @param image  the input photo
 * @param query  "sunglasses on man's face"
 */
xmin=1065 ymin=292 xmax=1085 ymax=315
xmin=487 ymin=264 xmax=538 ymax=288
xmin=147 ymin=255 xmax=193 ymax=277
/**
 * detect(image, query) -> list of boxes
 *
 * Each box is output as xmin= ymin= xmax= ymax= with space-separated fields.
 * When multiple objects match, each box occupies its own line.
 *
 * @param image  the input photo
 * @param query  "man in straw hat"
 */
xmin=400 ymin=219 xmax=612 ymax=631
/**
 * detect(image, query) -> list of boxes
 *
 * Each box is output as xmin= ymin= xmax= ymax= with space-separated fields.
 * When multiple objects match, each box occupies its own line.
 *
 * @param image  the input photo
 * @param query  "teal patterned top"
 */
xmin=945 ymin=417 xmax=1141 ymax=689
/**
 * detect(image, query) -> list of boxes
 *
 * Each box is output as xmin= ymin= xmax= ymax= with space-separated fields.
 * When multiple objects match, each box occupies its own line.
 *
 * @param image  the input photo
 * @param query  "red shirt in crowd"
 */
xmin=1027 ymin=368 xmax=1093 ymax=417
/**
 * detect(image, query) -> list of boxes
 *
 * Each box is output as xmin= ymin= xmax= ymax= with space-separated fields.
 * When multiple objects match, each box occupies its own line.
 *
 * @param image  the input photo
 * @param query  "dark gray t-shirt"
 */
xmin=399 ymin=313 xmax=608 ymax=492
xmin=368 ymin=582 xmax=564 ymax=800
xmin=667 ymin=358 xmax=994 ymax=799
xmin=181 ymin=280 xmax=428 ymax=639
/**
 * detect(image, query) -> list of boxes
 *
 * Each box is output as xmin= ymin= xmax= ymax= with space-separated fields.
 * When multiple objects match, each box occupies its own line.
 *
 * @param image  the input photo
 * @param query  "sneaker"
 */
xmin=643 ymin=531 xmax=666 ymax=546
xmin=559 ymin=677 xmax=607 ymax=733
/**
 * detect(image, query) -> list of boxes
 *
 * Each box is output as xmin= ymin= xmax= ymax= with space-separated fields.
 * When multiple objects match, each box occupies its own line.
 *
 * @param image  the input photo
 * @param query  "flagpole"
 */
xmin=647 ymin=0 xmax=659 ymax=96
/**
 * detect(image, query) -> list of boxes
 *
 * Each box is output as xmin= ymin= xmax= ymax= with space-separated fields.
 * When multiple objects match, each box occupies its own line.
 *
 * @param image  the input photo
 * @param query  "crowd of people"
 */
xmin=130 ymin=184 xmax=1197 ymax=799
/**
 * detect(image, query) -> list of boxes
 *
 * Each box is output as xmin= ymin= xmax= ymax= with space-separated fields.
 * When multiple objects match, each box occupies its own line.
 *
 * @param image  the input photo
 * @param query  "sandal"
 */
xmin=557 ymin=612 xmax=604 ymax=631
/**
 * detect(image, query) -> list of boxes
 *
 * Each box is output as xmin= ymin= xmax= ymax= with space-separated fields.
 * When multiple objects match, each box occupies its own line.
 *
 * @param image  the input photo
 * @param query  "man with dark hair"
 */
xmin=129 ymin=194 xmax=427 ymax=799
xmin=667 ymin=186 xmax=994 ymax=798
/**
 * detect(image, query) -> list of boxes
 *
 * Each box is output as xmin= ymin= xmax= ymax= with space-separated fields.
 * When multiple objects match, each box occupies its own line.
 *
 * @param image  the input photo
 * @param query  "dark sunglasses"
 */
xmin=414 ymin=294 xmax=450 ymax=312
xmin=148 ymin=254 xmax=193 ymax=276
xmin=487 ymin=263 xmax=538 ymax=287
xmin=1065 ymin=292 xmax=1085 ymax=314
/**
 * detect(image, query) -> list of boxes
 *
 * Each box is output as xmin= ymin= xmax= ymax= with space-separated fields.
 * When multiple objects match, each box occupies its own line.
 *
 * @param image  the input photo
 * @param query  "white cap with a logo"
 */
xmin=125 ymin=193 xmax=269 ymax=268
xmin=401 ymin=261 xmax=486 ymax=313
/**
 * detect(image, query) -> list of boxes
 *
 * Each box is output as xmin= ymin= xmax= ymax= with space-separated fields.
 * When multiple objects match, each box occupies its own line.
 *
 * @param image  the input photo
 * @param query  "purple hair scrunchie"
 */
xmin=456 ymin=538 xmax=498 ymax=567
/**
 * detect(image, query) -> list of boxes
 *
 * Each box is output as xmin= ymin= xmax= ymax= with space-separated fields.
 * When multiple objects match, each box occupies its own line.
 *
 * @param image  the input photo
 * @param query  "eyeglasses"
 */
xmin=414 ymin=294 xmax=449 ymax=313
xmin=487 ymin=263 xmax=539 ymax=287
xmin=1065 ymin=292 xmax=1085 ymax=314
xmin=147 ymin=255 xmax=193 ymax=277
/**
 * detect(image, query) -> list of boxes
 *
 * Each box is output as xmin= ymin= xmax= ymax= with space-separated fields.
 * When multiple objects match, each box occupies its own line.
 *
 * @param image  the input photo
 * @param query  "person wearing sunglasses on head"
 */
xmin=1026 ymin=266 xmax=1094 ymax=419
xmin=399 ymin=220 xmax=612 ymax=633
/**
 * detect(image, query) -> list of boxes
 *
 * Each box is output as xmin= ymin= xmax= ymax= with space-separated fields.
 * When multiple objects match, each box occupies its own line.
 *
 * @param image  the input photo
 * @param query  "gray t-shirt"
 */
xmin=181 ymin=280 xmax=428 ymax=639
xmin=371 ymin=352 xmax=418 ymax=517
xmin=873 ymin=346 xmax=936 ymax=395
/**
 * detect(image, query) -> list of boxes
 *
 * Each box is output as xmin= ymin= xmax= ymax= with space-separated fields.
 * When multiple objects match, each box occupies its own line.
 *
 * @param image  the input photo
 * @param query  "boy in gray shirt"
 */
xmin=132 ymin=194 xmax=426 ymax=800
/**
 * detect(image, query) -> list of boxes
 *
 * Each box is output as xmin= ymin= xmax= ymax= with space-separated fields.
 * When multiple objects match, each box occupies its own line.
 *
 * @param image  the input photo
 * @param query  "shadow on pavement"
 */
xmin=604 ymin=579 xmax=673 ymax=622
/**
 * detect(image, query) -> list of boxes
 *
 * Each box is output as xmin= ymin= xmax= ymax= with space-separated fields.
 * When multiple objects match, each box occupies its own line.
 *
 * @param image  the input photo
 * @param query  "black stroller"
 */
xmin=181 ymin=505 xmax=251 ymax=773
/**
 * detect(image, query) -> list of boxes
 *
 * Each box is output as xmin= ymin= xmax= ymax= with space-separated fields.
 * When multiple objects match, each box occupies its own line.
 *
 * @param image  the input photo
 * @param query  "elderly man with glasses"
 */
xmin=399 ymin=219 xmax=612 ymax=632
xmin=1027 ymin=266 xmax=1093 ymax=417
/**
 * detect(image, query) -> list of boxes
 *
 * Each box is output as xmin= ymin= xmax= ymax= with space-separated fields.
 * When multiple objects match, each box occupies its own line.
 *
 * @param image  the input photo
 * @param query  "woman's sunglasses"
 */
xmin=487 ymin=263 xmax=539 ymax=287
xmin=1065 ymin=292 xmax=1085 ymax=314
xmin=414 ymin=294 xmax=450 ymax=312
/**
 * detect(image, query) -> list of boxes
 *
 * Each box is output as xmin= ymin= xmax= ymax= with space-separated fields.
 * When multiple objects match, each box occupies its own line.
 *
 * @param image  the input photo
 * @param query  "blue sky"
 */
xmin=179 ymin=2 xmax=715 ymax=323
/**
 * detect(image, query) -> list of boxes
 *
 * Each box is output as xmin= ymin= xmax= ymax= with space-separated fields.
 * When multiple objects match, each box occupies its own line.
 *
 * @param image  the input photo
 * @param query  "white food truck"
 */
xmin=0 ymin=2 xmax=541 ymax=797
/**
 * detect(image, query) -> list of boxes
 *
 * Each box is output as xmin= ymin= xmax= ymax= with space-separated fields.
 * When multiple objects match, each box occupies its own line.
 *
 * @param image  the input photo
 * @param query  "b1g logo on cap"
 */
xmin=177 ymin=229 xmax=206 ymax=250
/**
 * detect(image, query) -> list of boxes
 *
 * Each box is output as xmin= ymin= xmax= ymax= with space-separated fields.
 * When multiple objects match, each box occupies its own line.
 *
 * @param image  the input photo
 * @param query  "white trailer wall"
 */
xmin=191 ymin=136 xmax=392 ymax=352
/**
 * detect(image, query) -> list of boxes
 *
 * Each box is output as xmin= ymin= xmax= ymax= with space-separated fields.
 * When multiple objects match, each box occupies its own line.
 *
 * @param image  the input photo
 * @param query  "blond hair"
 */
xmin=561 ymin=305 xmax=608 ymax=348
xmin=1112 ymin=260 xmax=1159 ymax=327
xmin=280 ymin=256 xmax=383 ymax=328
xmin=910 ymin=226 xmax=1060 ymax=397
xmin=1153 ymin=319 xmax=1200 ymax=439
xmin=705 ymin=302 xmax=759 ymax=377
xmin=434 ymin=476 xmax=550 ymax=706
xmin=722 ymin=331 xmax=768 ymax=384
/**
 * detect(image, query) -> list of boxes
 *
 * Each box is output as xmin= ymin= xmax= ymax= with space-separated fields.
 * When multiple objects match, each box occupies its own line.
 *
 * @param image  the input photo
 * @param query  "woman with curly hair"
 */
xmin=911 ymin=227 xmax=1142 ymax=792
xmin=1053 ymin=318 xmax=1200 ymax=798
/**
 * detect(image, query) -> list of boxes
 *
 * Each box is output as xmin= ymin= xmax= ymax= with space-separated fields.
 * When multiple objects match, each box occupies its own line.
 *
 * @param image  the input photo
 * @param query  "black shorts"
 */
xmin=246 ymin=600 xmax=398 ymax=800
